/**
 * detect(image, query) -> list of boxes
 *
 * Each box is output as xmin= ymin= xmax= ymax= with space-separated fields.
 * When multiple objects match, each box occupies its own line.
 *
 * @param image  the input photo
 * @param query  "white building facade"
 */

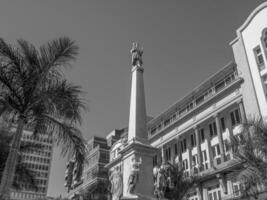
xmin=108 ymin=2 xmax=267 ymax=200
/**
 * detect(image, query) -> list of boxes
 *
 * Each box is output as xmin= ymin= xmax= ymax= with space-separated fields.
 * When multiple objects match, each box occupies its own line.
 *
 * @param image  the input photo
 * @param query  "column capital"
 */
xmin=131 ymin=65 xmax=144 ymax=73
xmin=237 ymin=98 xmax=243 ymax=105
xmin=213 ymin=113 xmax=219 ymax=118
xmin=193 ymin=125 xmax=199 ymax=130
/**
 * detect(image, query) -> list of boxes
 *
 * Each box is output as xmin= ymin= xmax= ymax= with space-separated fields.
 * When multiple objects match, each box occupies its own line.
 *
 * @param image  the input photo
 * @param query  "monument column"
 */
xmin=120 ymin=43 xmax=157 ymax=200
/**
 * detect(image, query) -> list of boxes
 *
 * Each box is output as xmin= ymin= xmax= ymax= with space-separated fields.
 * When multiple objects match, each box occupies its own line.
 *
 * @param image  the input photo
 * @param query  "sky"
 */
xmin=0 ymin=0 xmax=266 ymax=197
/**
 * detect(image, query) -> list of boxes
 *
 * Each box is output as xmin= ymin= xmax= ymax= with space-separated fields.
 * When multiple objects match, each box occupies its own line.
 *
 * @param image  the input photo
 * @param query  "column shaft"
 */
xmin=238 ymin=100 xmax=247 ymax=123
xmin=195 ymin=128 xmax=202 ymax=170
xmin=215 ymin=114 xmax=225 ymax=163
xmin=206 ymin=130 xmax=214 ymax=168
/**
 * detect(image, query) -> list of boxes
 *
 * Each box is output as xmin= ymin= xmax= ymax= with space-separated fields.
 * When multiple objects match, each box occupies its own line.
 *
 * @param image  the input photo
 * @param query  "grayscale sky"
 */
xmin=0 ymin=0 xmax=266 ymax=197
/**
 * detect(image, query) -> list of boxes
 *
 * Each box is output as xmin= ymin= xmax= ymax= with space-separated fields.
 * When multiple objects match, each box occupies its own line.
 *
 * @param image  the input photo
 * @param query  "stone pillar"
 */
xmin=174 ymin=137 xmax=182 ymax=168
xmin=161 ymin=146 xmax=165 ymax=164
xmin=217 ymin=174 xmax=228 ymax=195
xmin=196 ymin=185 xmax=203 ymax=200
xmin=206 ymin=129 xmax=214 ymax=169
xmin=203 ymin=187 xmax=208 ymax=200
xmin=194 ymin=126 xmax=203 ymax=170
xmin=225 ymin=114 xmax=234 ymax=159
xmin=227 ymin=179 xmax=233 ymax=196
xmin=214 ymin=114 xmax=225 ymax=163
xmin=238 ymin=100 xmax=247 ymax=123
xmin=188 ymin=136 xmax=193 ymax=175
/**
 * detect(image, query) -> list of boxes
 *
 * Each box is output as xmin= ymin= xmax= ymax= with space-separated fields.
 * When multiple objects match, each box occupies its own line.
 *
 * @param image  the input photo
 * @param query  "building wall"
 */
xmin=235 ymin=3 xmax=267 ymax=119
xmin=65 ymin=137 xmax=110 ymax=200
xmin=145 ymin=3 xmax=267 ymax=200
xmin=10 ymin=129 xmax=53 ymax=200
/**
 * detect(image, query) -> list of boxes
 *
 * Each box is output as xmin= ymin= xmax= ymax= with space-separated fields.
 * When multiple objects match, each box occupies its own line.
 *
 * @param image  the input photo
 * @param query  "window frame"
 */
xmin=253 ymin=45 xmax=265 ymax=70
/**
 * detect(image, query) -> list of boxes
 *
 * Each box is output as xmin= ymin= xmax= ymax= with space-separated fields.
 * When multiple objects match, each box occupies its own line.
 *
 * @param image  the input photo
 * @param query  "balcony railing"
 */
xmin=149 ymin=71 xmax=239 ymax=137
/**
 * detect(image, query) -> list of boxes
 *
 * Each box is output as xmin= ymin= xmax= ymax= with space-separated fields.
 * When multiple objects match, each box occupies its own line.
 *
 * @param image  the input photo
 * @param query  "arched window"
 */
xmin=261 ymin=28 xmax=267 ymax=53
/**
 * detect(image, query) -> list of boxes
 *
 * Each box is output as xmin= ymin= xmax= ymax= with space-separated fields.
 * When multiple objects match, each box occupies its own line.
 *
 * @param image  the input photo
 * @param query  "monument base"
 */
xmin=120 ymin=140 xmax=157 ymax=200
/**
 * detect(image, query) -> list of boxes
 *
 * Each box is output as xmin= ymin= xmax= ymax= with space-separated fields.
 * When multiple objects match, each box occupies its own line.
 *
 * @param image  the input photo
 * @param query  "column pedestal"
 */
xmin=120 ymin=140 xmax=157 ymax=200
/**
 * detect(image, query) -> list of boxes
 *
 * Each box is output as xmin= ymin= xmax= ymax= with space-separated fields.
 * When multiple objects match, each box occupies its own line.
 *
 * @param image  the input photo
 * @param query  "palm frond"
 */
xmin=17 ymin=39 xmax=40 ymax=70
xmin=0 ymin=38 xmax=23 ymax=69
xmin=39 ymin=37 xmax=78 ymax=75
xmin=34 ymin=80 xmax=86 ymax=124
xmin=34 ymin=114 xmax=86 ymax=170
xmin=13 ymin=162 xmax=38 ymax=191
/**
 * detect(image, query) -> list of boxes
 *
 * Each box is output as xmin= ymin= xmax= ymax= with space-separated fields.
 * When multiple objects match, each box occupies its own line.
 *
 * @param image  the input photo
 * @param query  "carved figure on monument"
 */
xmin=130 ymin=42 xmax=143 ymax=67
xmin=127 ymin=155 xmax=142 ymax=195
xmin=109 ymin=166 xmax=123 ymax=200
xmin=154 ymin=166 xmax=167 ymax=199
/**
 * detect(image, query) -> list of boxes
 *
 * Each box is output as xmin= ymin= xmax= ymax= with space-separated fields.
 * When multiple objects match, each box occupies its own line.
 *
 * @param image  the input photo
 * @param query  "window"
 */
xmin=230 ymin=109 xmax=241 ymax=126
xmin=261 ymin=28 xmax=267 ymax=54
xmin=157 ymin=123 xmax=162 ymax=131
xmin=180 ymin=139 xmax=187 ymax=153
xmin=187 ymin=102 xmax=194 ymax=112
xmin=179 ymin=107 xmax=187 ymax=116
xmin=188 ymin=191 xmax=198 ymax=200
xmin=171 ymin=113 xmax=177 ymax=122
xmin=174 ymin=143 xmax=178 ymax=155
xmin=209 ymin=122 xmax=217 ymax=137
xmin=182 ymin=159 xmax=188 ymax=170
xmin=165 ymin=147 xmax=171 ymax=161
xmin=196 ymin=95 xmax=204 ymax=106
xmin=201 ymin=150 xmax=209 ymax=170
xmin=153 ymin=155 xmax=158 ymax=166
xmin=220 ymin=117 xmax=226 ymax=132
xmin=212 ymin=144 xmax=221 ymax=158
xmin=254 ymin=45 xmax=265 ymax=70
xmin=208 ymin=185 xmax=221 ymax=200
xmin=192 ymin=154 xmax=198 ymax=166
xmin=233 ymin=182 xmax=244 ymax=197
xmin=215 ymin=81 xmax=225 ymax=92
xmin=164 ymin=118 xmax=170 ymax=127
xmin=191 ymin=133 xmax=196 ymax=147
xmin=212 ymin=144 xmax=221 ymax=165
xmin=200 ymin=128 xmax=205 ymax=143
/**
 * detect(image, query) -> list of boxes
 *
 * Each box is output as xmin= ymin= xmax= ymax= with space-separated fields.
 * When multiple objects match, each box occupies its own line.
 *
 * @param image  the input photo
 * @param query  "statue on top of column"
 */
xmin=131 ymin=42 xmax=143 ymax=67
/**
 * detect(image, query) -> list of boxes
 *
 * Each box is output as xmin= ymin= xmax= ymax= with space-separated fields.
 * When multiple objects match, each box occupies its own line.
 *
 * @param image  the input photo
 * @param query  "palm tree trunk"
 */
xmin=0 ymin=117 xmax=25 ymax=200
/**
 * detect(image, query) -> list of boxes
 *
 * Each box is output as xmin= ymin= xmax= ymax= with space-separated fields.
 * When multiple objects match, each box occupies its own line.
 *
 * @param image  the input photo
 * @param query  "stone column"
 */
xmin=203 ymin=187 xmax=208 ymax=200
xmin=196 ymin=185 xmax=203 ymax=200
xmin=214 ymin=114 xmax=225 ymax=163
xmin=194 ymin=126 xmax=202 ymax=170
xmin=188 ymin=136 xmax=193 ymax=175
xmin=238 ymin=100 xmax=247 ymax=123
xmin=206 ymin=129 xmax=214 ymax=169
xmin=174 ymin=137 xmax=182 ymax=168
xmin=161 ymin=146 xmax=165 ymax=164
xmin=217 ymin=174 xmax=228 ymax=195
xmin=225 ymin=114 xmax=234 ymax=159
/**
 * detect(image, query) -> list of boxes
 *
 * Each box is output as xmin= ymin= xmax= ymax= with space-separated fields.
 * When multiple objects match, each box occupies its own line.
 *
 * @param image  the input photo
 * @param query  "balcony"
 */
xmin=149 ymin=70 xmax=241 ymax=137
xmin=222 ymin=194 xmax=242 ymax=200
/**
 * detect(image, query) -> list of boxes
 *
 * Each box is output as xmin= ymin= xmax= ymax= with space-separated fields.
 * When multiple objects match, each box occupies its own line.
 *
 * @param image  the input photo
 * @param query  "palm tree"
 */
xmin=0 ymin=37 xmax=87 ymax=200
xmin=153 ymin=162 xmax=197 ymax=200
xmin=231 ymin=118 xmax=267 ymax=199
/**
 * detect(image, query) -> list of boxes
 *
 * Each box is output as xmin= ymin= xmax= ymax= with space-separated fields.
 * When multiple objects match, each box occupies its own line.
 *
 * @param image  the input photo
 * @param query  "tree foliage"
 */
xmin=154 ymin=162 xmax=198 ymax=200
xmin=0 ymin=126 xmax=38 ymax=191
xmin=231 ymin=118 xmax=267 ymax=198
xmin=0 ymin=37 xmax=87 ymax=199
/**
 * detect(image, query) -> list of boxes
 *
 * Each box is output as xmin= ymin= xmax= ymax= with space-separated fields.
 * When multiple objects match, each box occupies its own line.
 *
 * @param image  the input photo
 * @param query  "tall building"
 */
xmin=65 ymin=136 xmax=115 ymax=200
xmin=10 ymin=128 xmax=53 ymax=200
xmin=107 ymin=2 xmax=267 ymax=200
